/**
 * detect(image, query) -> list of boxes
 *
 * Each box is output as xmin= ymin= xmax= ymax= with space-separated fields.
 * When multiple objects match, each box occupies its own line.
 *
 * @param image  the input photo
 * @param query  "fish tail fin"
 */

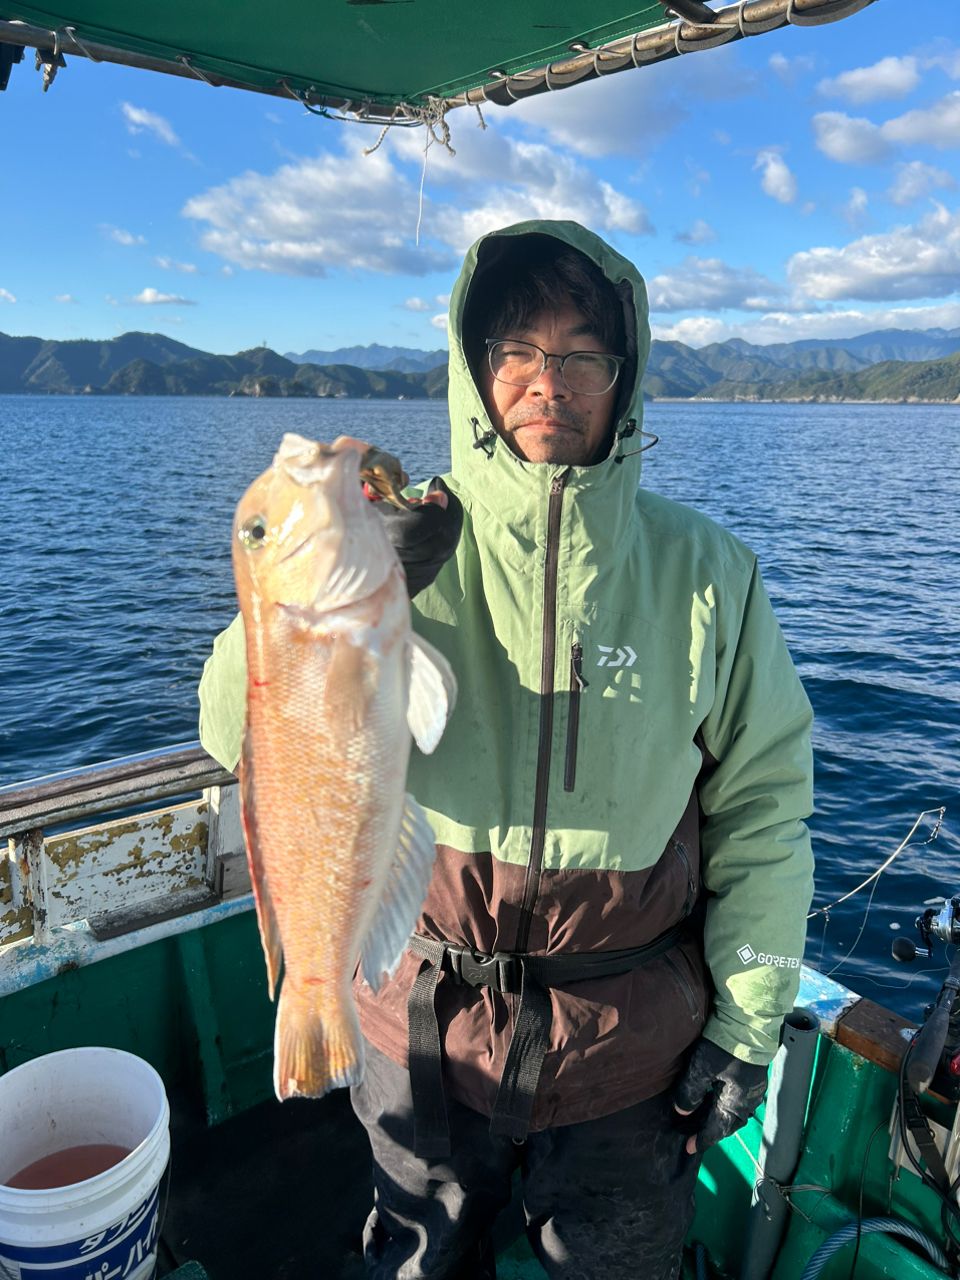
xmin=273 ymin=983 xmax=364 ymax=1100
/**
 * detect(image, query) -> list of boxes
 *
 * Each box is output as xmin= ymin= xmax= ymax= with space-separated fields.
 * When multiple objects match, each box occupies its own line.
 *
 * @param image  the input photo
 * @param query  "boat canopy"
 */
xmin=0 ymin=0 xmax=875 ymax=126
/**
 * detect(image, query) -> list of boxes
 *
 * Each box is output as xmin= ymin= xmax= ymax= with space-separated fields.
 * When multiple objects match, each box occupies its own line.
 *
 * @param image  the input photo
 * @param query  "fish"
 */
xmin=232 ymin=433 xmax=456 ymax=1100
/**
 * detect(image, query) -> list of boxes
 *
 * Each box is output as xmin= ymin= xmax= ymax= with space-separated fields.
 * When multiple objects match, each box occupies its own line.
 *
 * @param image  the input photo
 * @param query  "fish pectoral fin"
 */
xmin=239 ymin=744 xmax=283 ymax=1000
xmin=323 ymin=635 xmax=377 ymax=736
xmin=406 ymin=634 xmax=457 ymax=755
xmin=361 ymin=794 xmax=437 ymax=992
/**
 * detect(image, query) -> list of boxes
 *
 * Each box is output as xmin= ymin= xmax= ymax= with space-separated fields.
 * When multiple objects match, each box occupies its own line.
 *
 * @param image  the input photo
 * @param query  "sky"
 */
xmin=0 ymin=0 xmax=957 ymax=356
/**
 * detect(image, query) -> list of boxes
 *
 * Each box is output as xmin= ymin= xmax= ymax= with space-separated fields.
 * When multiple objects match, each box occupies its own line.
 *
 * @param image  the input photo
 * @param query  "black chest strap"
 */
xmin=406 ymin=921 xmax=691 ymax=1158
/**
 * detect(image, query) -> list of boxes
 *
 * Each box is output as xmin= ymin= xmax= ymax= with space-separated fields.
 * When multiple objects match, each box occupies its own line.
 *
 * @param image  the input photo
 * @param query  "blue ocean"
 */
xmin=1 ymin=395 xmax=957 ymax=1016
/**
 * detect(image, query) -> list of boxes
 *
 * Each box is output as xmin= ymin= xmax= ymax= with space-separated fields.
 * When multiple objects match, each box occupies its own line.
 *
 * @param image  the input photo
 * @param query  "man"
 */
xmin=198 ymin=220 xmax=814 ymax=1280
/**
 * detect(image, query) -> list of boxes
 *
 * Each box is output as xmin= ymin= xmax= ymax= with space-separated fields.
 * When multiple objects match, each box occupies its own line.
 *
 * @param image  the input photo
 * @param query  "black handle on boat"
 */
xmin=906 ymin=955 xmax=960 ymax=1093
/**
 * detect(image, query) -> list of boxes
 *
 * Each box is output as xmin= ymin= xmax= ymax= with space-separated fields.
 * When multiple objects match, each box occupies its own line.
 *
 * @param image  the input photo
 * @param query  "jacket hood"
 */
xmin=445 ymin=220 xmax=651 ymax=514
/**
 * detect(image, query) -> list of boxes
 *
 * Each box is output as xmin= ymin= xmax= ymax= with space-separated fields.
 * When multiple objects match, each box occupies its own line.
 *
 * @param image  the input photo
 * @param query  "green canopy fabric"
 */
xmin=0 ymin=0 xmax=876 ymax=120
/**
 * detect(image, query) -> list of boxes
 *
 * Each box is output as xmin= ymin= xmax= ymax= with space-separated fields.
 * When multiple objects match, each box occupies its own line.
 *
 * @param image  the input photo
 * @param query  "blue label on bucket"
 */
xmin=0 ymin=1184 xmax=160 ymax=1280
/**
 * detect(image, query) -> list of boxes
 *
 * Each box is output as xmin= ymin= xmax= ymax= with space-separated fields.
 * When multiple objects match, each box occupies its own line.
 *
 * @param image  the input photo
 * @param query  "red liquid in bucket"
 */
xmin=4 ymin=1144 xmax=132 ymax=1189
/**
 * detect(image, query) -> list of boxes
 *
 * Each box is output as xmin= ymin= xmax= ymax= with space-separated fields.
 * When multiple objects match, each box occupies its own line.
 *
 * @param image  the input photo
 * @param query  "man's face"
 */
xmin=480 ymin=302 xmax=619 ymax=466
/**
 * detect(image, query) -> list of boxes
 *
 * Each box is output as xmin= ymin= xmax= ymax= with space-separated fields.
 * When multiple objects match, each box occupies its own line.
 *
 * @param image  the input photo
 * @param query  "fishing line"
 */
xmin=825 ymin=869 xmax=883 ymax=978
xmin=853 ymin=963 xmax=949 ymax=994
xmin=808 ymin=808 xmax=946 ymax=978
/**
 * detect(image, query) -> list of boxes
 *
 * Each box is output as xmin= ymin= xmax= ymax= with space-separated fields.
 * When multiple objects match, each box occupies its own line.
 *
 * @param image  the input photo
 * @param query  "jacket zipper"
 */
xmin=563 ymin=643 xmax=586 ymax=793
xmin=515 ymin=472 xmax=568 ymax=954
xmin=664 ymin=952 xmax=701 ymax=1022
xmin=671 ymin=838 xmax=697 ymax=918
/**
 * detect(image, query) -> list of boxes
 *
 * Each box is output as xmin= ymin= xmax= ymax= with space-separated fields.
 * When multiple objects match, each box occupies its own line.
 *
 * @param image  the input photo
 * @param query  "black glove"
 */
xmin=672 ymin=1037 xmax=769 ymax=1154
xmin=374 ymin=477 xmax=463 ymax=598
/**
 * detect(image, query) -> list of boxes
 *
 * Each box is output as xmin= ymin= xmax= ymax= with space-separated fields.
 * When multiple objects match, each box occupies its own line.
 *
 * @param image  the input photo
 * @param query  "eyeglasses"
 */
xmin=486 ymin=338 xmax=624 ymax=397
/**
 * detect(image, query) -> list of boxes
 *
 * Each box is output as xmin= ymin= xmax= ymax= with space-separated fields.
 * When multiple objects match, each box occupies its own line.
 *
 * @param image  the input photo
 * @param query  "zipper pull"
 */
xmin=571 ymin=643 xmax=588 ymax=692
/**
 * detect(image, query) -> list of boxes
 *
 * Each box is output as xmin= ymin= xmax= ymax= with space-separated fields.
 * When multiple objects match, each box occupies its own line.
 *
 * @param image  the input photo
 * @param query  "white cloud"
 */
xmin=887 ymin=161 xmax=957 ymax=206
xmin=103 ymin=225 xmax=147 ymax=247
xmin=818 ymin=56 xmax=919 ymax=104
xmin=184 ymin=128 xmax=651 ymax=278
xmin=769 ymin=52 xmax=816 ymax=85
xmin=883 ymin=91 xmax=960 ymax=149
xmin=494 ymin=46 xmax=749 ymax=158
xmin=651 ymin=315 xmax=730 ymax=346
xmin=754 ymin=150 xmax=797 ymax=204
xmin=55 ymin=294 xmax=76 ymax=303
xmin=0 ymin=288 xmax=15 ymax=303
xmin=924 ymin=48 xmax=960 ymax=80
xmin=121 ymin=102 xmax=179 ymax=147
xmin=184 ymin=144 xmax=454 ymax=276
xmin=155 ymin=256 xmax=197 ymax=273
xmin=814 ymin=91 xmax=960 ymax=165
xmin=843 ymin=187 xmax=869 ymax=227
xmin=435 ymin=293 xmax=450 ymax=306
xmin=651 ymin=300 xmax=960 ymax=347
xmin=686 ymin=165 xmax=710 ymax=200
xmin=390 ymin=126 xmax=654 ymax=238
xmin=787 ymin=204 xmax=960 ymax=301
xmin=649 ymin=257 xmax=787 ymax=313
xmin=131 ymin=287 xmax=195 ymax=305
xmin=813 ymin=112 xmax=891 ymax=164
xmin=431 ymin=313 xmax=448 ymax=331
xmin=403 ymin=297 xmax=432 ymax=312
xmin=675 ymin=218 xmax=716 ymax=245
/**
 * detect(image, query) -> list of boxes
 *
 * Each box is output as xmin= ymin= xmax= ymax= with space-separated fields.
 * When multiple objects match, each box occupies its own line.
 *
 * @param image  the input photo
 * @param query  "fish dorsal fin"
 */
xmin=360 ymin=794 xmax=437 ymax=993
xmin=406 ymin=634 xmax=457 ymax=755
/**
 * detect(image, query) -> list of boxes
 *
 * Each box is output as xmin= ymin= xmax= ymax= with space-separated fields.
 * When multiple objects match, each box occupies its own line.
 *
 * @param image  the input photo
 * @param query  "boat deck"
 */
xmin=156 ymin=1087 xmax=704 ymax=1279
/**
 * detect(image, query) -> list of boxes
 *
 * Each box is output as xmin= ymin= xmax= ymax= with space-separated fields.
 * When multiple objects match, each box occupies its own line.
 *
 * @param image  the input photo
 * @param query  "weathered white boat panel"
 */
xmin=1 ymin=779 xmax=252 ymax=994
xmin=41 ymin=801 xmax=209 ymax=927
xmin=0 ymin=845 xmax=32 ymax=948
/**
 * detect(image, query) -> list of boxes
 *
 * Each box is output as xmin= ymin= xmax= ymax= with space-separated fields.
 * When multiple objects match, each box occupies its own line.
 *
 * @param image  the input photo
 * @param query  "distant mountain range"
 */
xmin=283 ymin=343 xmax=448 ymax=373
xmin=1 ymin=328 xmax=959 ymax=402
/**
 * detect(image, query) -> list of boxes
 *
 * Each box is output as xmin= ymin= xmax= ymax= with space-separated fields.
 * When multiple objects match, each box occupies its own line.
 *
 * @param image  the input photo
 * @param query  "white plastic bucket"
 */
xmin=0 ymin=1047 xmax=170 ymax=1280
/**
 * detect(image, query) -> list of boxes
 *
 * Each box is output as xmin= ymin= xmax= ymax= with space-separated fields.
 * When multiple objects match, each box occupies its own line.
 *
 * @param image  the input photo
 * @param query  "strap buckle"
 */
xmin=446 ymin=947 xmax=520 ymax=993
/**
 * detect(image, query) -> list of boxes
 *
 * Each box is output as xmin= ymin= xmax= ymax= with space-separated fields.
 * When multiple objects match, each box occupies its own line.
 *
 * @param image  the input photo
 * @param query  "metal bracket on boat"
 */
xmin=34 ymin=27 xmax=64 ymax=91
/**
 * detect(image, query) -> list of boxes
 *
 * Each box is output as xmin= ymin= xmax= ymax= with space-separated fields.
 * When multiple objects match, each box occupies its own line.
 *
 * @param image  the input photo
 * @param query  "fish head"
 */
xmin=232 ymin=434 xmax=397 ymax=613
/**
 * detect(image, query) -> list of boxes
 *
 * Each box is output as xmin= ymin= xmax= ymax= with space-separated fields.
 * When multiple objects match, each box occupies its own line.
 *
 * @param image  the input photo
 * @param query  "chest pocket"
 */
xmin=546 ymin=607 xmax=715 ymax=874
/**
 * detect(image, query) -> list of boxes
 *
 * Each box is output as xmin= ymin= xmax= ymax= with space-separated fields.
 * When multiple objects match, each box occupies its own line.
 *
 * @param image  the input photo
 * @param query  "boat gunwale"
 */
xmin=0 ymin=742 xmax=235 ymax=839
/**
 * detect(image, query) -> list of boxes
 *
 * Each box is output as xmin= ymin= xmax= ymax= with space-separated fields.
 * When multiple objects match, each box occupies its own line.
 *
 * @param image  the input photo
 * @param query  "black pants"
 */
xmin=350 ymin=1040 xmax=700 ymax=1280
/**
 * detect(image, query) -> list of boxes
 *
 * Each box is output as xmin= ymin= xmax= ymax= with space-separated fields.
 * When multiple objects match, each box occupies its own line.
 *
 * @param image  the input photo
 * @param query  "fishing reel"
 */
xmin=892 ymin=896 xmax=960 ymax=963
xmin=893 ymin=894 xmax=960 ymax=1101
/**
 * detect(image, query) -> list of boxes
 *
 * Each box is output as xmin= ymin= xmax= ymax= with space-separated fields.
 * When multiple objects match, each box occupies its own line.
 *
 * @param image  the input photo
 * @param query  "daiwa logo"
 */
xmin=597 ymin=644 xmax=636 ymax=668
xmin=737 ymin=943 xmax=800 ymax=969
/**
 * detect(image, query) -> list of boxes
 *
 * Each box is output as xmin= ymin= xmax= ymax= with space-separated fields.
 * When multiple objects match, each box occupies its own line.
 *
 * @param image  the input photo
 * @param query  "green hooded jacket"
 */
xmin=199 ymin=220 xmax=814 ymax=1120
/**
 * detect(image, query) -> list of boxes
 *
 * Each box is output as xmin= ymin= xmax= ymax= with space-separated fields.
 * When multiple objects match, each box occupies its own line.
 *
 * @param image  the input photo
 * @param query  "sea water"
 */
xmin=1 ymin=395 xmax=957 ymax=1016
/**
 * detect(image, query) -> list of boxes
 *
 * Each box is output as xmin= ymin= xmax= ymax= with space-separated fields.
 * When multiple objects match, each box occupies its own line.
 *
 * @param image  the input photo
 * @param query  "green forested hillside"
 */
xmin=1 ymin=329 xmax=958 ymax=402
xmin=696 ymin=352 xmax=960 ymax=403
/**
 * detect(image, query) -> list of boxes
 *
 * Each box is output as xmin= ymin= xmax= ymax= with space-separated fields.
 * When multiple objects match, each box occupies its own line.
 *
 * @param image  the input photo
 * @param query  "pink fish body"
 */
xmin=232 ymin=434 xmax=455 ymax=1099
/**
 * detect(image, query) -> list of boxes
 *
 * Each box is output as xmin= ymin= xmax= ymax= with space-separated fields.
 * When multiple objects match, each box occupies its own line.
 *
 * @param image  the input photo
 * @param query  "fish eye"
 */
xmin=238 ymin=515 xmax=269 ymax=550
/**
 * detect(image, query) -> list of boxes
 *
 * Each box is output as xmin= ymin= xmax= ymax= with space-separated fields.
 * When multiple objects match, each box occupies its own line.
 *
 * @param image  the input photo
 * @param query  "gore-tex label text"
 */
xmin=737 ymin=944 xmax=800 ymax=969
